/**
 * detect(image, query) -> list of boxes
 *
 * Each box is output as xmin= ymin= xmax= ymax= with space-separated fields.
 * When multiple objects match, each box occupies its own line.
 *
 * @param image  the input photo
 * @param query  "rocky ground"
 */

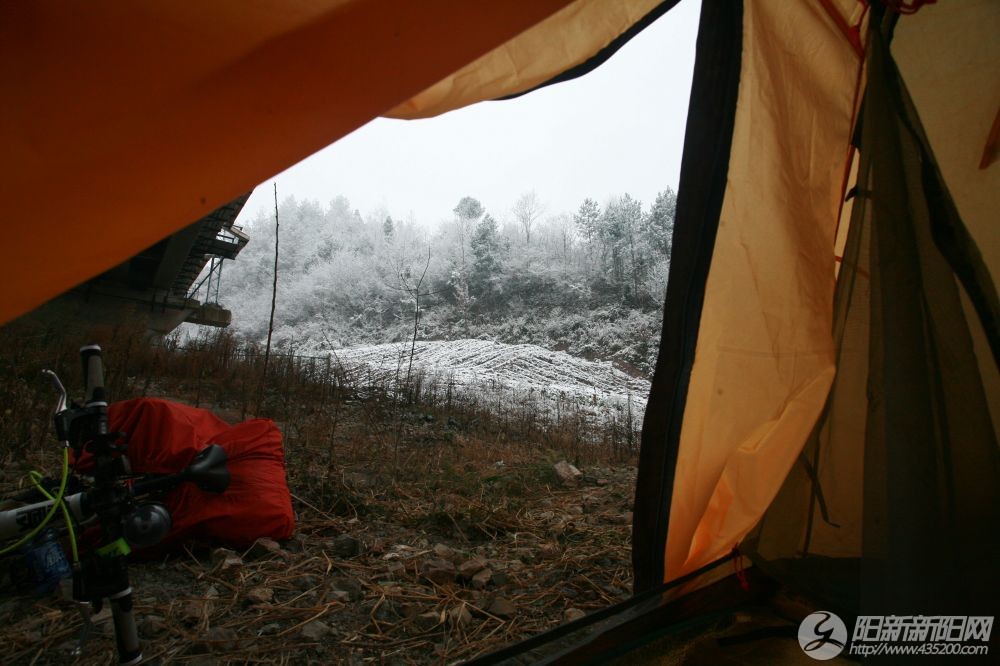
xmin=0 ymin=460 xmax=636 ymax=665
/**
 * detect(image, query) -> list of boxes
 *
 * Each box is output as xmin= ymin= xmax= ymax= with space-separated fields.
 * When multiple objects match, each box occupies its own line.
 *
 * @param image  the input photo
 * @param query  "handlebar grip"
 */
xmin=80 ymin=344 xmax=106 ymax=405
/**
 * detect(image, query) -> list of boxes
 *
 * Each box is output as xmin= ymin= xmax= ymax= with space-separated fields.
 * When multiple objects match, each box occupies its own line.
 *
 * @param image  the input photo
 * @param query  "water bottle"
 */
xmin=22 ymin=528 xmax=71 ymax=594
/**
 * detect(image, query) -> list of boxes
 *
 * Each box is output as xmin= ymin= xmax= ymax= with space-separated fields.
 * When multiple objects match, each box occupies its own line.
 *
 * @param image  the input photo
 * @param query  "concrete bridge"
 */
xmin=28 ymin=194 xmax=252 ymax=336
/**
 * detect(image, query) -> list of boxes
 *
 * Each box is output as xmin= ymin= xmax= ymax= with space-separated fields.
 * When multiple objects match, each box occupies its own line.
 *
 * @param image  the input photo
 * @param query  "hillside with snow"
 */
xmin=323 ymin=339 xmax=650 ymax=422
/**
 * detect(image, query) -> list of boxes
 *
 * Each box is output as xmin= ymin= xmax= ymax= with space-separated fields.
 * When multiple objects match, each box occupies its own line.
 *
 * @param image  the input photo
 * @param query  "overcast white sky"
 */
xmin=239 ymin=1 xmax=700 ymax=227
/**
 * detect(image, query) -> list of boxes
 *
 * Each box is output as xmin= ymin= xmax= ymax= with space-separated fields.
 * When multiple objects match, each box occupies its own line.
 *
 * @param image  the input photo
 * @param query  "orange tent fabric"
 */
xmin=661 ymin=0 xmax=862 ymax=584
xmin=0 ymin=0 xmax=574 ymax=324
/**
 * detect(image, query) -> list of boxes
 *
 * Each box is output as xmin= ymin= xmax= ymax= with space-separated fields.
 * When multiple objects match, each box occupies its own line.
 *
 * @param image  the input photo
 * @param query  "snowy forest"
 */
xmin=215 ymin=189 xmax=676 ymax=376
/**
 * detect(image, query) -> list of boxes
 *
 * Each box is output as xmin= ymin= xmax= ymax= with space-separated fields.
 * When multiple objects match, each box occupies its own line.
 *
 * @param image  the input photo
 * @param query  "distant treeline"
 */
xmin=212 ymin=189 xmax=675 ymax=375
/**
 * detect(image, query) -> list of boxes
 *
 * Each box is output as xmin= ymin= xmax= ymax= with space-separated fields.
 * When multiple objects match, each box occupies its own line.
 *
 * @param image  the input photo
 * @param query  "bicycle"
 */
xmin=0 ymin=344 xmax=231 ymax=664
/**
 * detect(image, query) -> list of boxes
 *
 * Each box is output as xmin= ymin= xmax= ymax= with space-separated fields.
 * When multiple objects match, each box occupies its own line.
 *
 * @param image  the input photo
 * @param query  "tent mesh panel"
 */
xmin=744 ymin=13 xmax=999 ymax=622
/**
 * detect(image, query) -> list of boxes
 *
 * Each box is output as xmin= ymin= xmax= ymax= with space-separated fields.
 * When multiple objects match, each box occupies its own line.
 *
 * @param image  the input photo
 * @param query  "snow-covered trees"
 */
xmin=212 ymin=188 xmax=676 ymax=373
xmin=570 ymin=193 xmax=670 ymax=306
xmin=512 ymin=190 xmax=544 ymax=246
xmin=470 ymin=214 xmax=506 ymax=308
xmin=645 ymin=188 xmax=676 ymax=257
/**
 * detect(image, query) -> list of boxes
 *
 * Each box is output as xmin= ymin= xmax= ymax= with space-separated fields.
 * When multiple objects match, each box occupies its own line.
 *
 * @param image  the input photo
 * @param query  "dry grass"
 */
xmin=0 ymin=320 xmax=640 ymax=664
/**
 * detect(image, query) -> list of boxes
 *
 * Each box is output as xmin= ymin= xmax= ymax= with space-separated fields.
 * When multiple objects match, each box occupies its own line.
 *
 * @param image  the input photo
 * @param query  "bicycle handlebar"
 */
xmin=0 ymin=444 xmax=230 ymax=543
xmin=80 ymin=345 xmax=106 ymax=407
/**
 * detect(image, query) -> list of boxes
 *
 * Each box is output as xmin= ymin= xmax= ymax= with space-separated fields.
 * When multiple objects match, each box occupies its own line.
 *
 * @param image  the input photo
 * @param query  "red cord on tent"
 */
xmin=831 ymin=1 xmax=869 ymax=273
xmin=882 ymin=0 xmax=936 ymax=14
xmin=732 ymin=546 xmax=751 ymax=592
xmin=818 ymin=0 xmax=867 ymax=58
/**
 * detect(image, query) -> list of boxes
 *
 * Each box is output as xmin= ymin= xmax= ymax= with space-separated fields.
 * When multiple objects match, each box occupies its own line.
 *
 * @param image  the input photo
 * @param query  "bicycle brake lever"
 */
xmin=42 ymin=369 xmax=68 ymax=416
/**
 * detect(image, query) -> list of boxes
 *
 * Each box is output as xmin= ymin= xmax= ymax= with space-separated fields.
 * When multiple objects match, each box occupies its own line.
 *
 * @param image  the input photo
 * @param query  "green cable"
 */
xmin=0 ymin=448 xmax=71 ymax=556
xmin=28 ymin=470 xmax=79 ymax=563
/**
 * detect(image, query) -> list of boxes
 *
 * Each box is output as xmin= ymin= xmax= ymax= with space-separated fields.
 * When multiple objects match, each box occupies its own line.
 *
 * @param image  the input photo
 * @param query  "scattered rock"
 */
xmin=553 ymin=460 xmax=583 ymax=485
xmin=343 ymin=471 xmax=376 ymax=489
xmin=513 ymin=548 xmax=536 ymax=564
xmin=601 ymin=583 xmax=628 ymax=599
xmin=457 ymin=556 xmax=487 ymax=579
xmin=541 ymin=570 xmax=564 ymax=586
xmin=246 ymin=587 xmax=274 ymax=604
xmin=187 ymin=657 xmax=218 ymax=666
xmin=471 ymin=568 xmax=492 ymax=590
xmin=448 ymin=603 xmax=472 ymax=627
xmin=432 ymin=543 xmax=454 ymax=560
xmin=491 ymin=571 xmax=509 ymax=586
xmin=300 ymin=619 xmax=332 ymax=641
xmin=212 ymin=548 xmax=243 ymax=573
xmin=420 ymin=558 xmax=456 ymax=585
xmin=276 ymin=533 xmax=309 ymax=555
xmin=194 ymin=627 xmax=239 ymax=652
xmin=181 ymin=600 xmax=209 ymax=623
xmin=330 ymin=576 xmax=364 ymax=601
xmin=211 ymin=547 xmax=237 ymax=562
xmin=201 ymin=626 xmax=239 ymax=652
xmin=564 ymin=608 xmax=586 ymax=623
xmin=397 ymin=603 xmax=420 ymax=620
xmin=329 ymin=534 xmax=361 ymax=558
xmin=258 ymin=622 xmax=282 ymax=636
xmin=415 ymin=610 xmax=443 ymax=631
xmin=560 ymin=586 xmax=579 ymax=599
xmin=383 ymin=544 xmax=421 ymax=560
xmin=368 ymin=538 xmax=388 ymax=556
xmin=375 ymin=600 xmax=401 ymax=622
xmin=248 ymin=537 xmax=282 ymax=560
xmin=616 ymin=511 xmax=634 ymax=525
xmin=139 ymin=614 xmax=167 ymax=637
xmin=329 ymin=590 xmax=351 ymax=603
xmin=488 ymin=596 xmax=516 ymax=619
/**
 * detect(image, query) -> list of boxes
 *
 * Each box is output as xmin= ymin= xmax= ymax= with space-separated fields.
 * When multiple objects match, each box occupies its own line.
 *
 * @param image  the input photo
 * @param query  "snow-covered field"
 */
xmin=325 ymin=339 xmax=650 ymax=423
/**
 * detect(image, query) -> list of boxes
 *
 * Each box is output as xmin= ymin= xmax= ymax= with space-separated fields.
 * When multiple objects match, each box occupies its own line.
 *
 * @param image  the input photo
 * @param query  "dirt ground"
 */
xmin=0 ymin=452 xmax=636 ymax=665
xmin=0 ymin=328 xmax=642 ymax=664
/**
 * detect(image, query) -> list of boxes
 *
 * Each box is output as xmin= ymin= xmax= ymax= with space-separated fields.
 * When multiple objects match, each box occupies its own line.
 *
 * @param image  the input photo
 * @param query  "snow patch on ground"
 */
xmin=323 ymin=339 xmax=650 ymax=422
